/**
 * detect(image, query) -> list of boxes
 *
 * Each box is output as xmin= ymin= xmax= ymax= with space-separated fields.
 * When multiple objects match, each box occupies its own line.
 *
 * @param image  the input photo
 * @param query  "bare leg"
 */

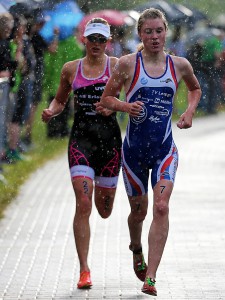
xmin=8 ymin=122 xmax=20 ymax=149
xmin=94 ymin=186 xmax=116 ymax=219
xmin=128 ymin=194 xmax=148 ymax=250
xmin=127 ymin=195 xmax=148 ymax=282
xmin=24 ymin=103 xmax=37 ymax=143
xmin=72 ymin=177 xmax=93 ymax=272
xmin=147 ymin=179 xmax=173 ymax=279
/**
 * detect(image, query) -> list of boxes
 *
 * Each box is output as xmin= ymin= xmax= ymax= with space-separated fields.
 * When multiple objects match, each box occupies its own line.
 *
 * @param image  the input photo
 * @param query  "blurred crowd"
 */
xmin=0 ymin=9 xmax=83 ymax=183
xmin=1 ymin=6 xmax=225 ymax=184
xmin=167 ymin=24 xmax=225 ymax=114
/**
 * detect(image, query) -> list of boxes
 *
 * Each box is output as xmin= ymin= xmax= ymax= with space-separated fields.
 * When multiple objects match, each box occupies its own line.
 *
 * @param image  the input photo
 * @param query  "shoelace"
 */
xmin=146 ymin=277 xmax=156 ymax=286
xmin=136 ymin=254 xmax=146 ymax=271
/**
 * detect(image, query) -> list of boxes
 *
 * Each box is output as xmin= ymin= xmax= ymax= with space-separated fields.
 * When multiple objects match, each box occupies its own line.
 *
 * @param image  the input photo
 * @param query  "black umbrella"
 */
xmin=172 ymin=4 xmax=208 ymax=28
xmin=9 ymin=2 xmax=34 ymax=18
xmin=187 ymin=8 xmax=208 ymax=24
xmin=8 ymin=0 xmax=65 ymax=17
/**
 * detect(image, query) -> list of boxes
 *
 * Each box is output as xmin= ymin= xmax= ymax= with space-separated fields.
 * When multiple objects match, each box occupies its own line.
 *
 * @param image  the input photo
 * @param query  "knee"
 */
xmin=154 ymin=201 xmax=169 ymax=218
xmin=75 ymin=197 xmax=92 ymax=217
xmin=130 ymin=209 xmax=147 ymax=223
xmin=95 ymin=193 xmax=114 ymax=219
xmin=98 ymin=208 xmax=112 ymax=219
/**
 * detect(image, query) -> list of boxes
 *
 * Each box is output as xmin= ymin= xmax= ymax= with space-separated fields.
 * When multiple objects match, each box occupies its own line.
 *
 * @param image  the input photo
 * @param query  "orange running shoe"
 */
xmin=129 ymin=244 xmax=147 ymax=282
xmin=77 ymin=271 xmax=92 ymax=289
xmin=142 ymin=277 xmax=157 ymax=296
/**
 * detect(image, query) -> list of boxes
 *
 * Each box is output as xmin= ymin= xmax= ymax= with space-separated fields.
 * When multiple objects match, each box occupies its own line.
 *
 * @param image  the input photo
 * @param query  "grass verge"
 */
xmin=0 ymin=98 xmax=68 ymax=218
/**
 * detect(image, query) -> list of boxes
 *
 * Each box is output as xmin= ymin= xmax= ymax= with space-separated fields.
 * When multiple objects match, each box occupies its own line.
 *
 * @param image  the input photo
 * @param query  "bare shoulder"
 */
xmin=170 ymin=55 xmax=193 ymax=79
xmin=62 ymin=60 xmax=79 ymax=74
xmin=109 ymin=56 xmax=119 ymax=70
xmin=119 ymin=53 xmax=136 ymax=67
xmin=61 ymin=59 xmax=80 ymax=82
xmin=171 ymin=55 xmax=192 ymax=71
xmin=112 ymin=53 xmax=136 ymax=76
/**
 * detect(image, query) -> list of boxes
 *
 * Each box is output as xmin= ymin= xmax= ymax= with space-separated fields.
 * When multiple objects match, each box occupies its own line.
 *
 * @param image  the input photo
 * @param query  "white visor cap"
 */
xmin=83 ymin=23 xmax=110 ymax=38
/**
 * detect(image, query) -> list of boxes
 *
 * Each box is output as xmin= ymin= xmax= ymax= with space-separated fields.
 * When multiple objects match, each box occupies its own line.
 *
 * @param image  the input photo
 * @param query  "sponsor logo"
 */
xmin=161 ymin=171 xmax=170 ymax=177
xmin=160 ymin=78 xmax=172 ymax=83
xmin=161 ymin=99 xmax=171 ymax=105
xmin=149 ymin=115 xmax=162 ymax=123
xmin=150 ymin=104 xmax=164 ymax=109
xmin=152 ymin=90 xmax=172 ymax=98
xmin=154 ymin=97 xmax=161 ymax=104
xmin=131 ymin=105 xmax=147 ymax=124
xmin=155 ymin=109 xmax=169 ymax=116
xmin=95 ymin=86 xmax=105 ymax=91
xmin=102 ymin=75 xmax=109 ymax=81
xmin=141 ymin=77 xmax=148 ymax=85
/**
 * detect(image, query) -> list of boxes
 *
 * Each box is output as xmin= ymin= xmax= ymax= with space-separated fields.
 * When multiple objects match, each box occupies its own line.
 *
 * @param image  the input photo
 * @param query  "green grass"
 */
xmin=0 ymin=97 xmax=68 ymax=218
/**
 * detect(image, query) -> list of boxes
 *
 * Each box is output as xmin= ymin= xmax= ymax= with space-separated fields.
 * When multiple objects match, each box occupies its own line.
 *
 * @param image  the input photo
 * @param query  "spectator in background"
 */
xmin=44 ymin=34 xmax=83 ymax=138
xmin=109 ymin=27 xmax=125 ymax=57
xmin=186 ymin=38 xmax=208 ymax=112
xmin=22 ymin=12 xmax=59 ymax=147
xmin=201 ymin=32 xmax=223 ymax=114
xmin=0 ymin=12 xmax=16 ymax=182
xmin=6 ymin=16 xmax=36 ymax=163
xmin=167 ymin=25 xmax=186 ymax=57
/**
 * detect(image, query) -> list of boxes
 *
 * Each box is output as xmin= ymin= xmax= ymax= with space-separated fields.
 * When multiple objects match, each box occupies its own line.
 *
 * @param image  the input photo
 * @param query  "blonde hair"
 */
xmin=137 ymin=8 xmax=168 ymax=52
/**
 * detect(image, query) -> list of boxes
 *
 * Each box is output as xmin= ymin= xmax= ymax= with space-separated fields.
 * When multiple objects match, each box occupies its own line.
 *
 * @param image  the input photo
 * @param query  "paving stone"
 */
xmin=0 ymin=113 xmax=225 ymax=299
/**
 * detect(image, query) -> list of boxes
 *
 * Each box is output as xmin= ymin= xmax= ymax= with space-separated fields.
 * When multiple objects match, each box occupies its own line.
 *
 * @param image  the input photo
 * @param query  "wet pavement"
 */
xmin=0 ymin=113 xmax=225 ymax=300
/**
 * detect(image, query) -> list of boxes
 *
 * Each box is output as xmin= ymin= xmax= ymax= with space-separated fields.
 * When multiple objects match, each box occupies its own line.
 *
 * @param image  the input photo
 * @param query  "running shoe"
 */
xmin=142 ymin=277 xmax=157 ymax=296
xmin=129 ymin=244 xmax=147 ymax=282
xmin=77 ymin=271 xmax=92 ymax=289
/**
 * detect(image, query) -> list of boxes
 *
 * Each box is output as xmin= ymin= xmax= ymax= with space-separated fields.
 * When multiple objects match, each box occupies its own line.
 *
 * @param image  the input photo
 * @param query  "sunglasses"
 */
xmin=87 ymin=35 xmax=108 ymax=44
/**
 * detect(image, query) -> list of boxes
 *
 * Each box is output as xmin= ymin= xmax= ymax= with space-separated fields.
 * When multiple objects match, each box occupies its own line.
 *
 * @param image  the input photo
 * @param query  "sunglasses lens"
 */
xmin=87 ymin=35 xmax=107 ymax=43
xmin=99 ymin=37 xmax=107 ymax=43
xmin=87 ymin=36 xmax=95 ymax=42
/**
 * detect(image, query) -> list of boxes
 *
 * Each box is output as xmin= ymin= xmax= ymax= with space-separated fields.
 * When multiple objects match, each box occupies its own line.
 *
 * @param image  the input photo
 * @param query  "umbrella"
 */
xmin=9 ymin=1 xmax=33 ymax=18
xmin=8 ymin=0 xmax=64 ymax=11
xmin=0 ymin=3 xmax=7 ymax=13
xmin=135 ymin=0 xmax=190 ymax=25
xmin=40 ymin=0 xmax=84 ymax=43
xmin=0 ymin=0 xmax=15 ymax=10
xmin=186 ymin=8 xmax=208 ymax=25
xmin=172 ymin=4 xmax=208 ymax=28
xmin=127 ymin=10 xmax=140 ymax=22
xmin=77 ymin=9 xmax=135 ymax=38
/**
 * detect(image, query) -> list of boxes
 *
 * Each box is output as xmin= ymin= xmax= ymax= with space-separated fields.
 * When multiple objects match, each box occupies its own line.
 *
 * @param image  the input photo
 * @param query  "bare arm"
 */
xmin=175 ymin=57 xmax=202 ymax=129
xmin=41 ymin=62 xmax=73 ymax=123
xmin=100 ymin=55 xmax=143 ymax=117
xmin=95 ymin=57 xmax=119 ymax=116
xmin=47 ymin=28 xmax=59 ymax=54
